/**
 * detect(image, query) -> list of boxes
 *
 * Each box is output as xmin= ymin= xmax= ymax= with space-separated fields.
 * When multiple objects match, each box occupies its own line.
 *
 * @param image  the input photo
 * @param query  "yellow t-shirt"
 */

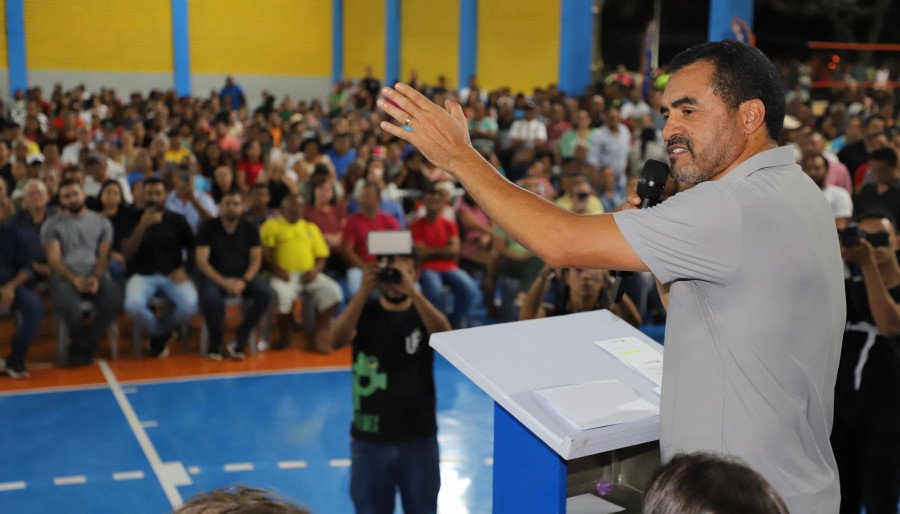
xmin=260 ymin=217 xmax=329 ymax=273
xmin=164 ymin=147 xmax=191 ymax=164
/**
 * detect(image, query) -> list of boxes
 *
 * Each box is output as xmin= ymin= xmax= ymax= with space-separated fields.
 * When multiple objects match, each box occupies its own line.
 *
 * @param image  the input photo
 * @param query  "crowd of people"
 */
xmin=0 ymin=52 xmax=898 ymax=512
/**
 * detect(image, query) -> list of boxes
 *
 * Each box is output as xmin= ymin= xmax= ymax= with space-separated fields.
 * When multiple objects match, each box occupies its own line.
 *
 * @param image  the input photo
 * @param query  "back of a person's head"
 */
xmin=175 ymin=486 xmax=310 ymax=514
xmin=643 ymin=453 xmax=789 ymax=514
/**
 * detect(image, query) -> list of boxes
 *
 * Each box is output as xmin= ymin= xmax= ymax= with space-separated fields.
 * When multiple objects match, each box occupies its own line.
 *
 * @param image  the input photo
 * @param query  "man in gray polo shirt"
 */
xmin=42 ymin=179 xmax=122 ymax=366
xmin=375 ymin=41 xmax=843 ymax=512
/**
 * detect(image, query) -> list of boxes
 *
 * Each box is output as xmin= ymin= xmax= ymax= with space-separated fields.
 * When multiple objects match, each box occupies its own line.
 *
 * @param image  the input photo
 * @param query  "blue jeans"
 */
xmin=6 ymin=286 xmax=44 ymax=370
xmin=419 ymin=268 xmax=483 ymax=328
xmin=124 ymin=274 xmax=198 ymax=336
xmin=350 ymin=435 xmax=440 ymax=514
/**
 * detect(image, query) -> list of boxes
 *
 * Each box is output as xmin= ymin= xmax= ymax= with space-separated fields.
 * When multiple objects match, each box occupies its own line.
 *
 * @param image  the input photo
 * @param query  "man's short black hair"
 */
xmin=220 ymin=188 xmax=243 ymax=201
xmin=864 ymin=115 xmax=887 ymax=129
xmin=854 ymin=209 xmax=897 ymax=229
xmin=870 ymin=147 xmax=898 ymax=167
xmin=143 ymin=176 xmax=165 ymax=188
xmin=57 ymin=178 xmax=82 ymax=193
xmin=800 ymin=152 xmax=828 ymax=170
xmin=669 ymin=40 xmax=784 ymax=141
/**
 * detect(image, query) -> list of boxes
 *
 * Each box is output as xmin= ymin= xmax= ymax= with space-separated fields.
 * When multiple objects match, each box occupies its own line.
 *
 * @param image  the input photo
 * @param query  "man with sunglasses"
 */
xmin=833 ymin=210 xmax=900 ymax=513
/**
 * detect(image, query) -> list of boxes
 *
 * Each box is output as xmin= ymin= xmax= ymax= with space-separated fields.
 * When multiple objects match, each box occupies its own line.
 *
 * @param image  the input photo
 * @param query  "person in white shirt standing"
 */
xmin=588 ymin=106 xmax=632 ymax=188
xmin=508 ymin=101 xmax=547 ymax=149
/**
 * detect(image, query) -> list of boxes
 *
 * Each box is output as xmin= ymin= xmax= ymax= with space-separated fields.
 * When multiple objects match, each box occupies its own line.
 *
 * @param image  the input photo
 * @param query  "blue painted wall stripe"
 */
xmin=708 ymin=0 xmax=754 ymax=42
xmin=332 ymin=0 xmax=344 ymax=84
xmin=558 ymin=0 xmax=593 ymax=97
xmin=5 ymin=0 xmax=27 ymax=95
xmin=171 ymin=0 xmax=191 ymax=96
xmin=385 ymin=0 xmax=401 ymax=84
xmin=458 ymin=0 xmax=477 ymax=90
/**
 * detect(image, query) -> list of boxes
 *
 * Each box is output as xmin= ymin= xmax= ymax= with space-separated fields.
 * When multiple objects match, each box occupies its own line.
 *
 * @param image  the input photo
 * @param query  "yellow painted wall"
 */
xmin=25 ymin=1 xmax=171 ymax=72
xmin=400 ymin=0 xmax=458 ymax=87
xmin=0 ymin=1 xmax=7 ymax=69
xmin=477 ymin=0 xmax=560 ymax=94
xmin=190 ymin=0 xmax=331 ymax=76
xmin=344 ymin=0 xmax=385 ymax=79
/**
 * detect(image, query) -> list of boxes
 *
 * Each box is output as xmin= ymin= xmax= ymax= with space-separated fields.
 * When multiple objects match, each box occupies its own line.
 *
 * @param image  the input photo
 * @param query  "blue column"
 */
xmin=171 ymin=0 xmax=191 ymax=96
xmin=5 ymin=0 xmax=27 ymax=95
xmin=458 ymin=0 xmax=477 ymax=90
xmin=332 ymin=0 xmax=344 ymax=84
xmin=385 ymin=0 xmax=400 ymax=84
xmin=558 ymin=0 xmax=594 ymax=97
xmin=493 ymin=403 xmax=567 ymax=513
xmin=708 ymin=0 xmax=754 ymax=42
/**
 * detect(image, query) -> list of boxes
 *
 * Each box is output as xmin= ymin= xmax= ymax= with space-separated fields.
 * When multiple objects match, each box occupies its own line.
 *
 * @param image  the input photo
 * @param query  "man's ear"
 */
xmin=739 ymin=99 xmax=766 ymax=136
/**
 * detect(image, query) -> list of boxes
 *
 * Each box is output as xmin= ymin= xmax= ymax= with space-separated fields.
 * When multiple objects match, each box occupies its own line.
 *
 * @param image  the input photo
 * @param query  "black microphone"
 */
xmin=611 ymin=159 xmax=670 ymax=303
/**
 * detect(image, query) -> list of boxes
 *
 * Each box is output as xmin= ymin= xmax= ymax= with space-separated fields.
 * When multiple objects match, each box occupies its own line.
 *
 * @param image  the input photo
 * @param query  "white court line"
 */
xmin=121 ymin=387 xmax=138 ymax=394
xmin=277 ymin=461 xmax=308 ymax=469
xmin=141 ymin=420 xmax=158 ymax=428
xmin=120 ymin=365 xmax=351 ymax=387
xmin=224 ymin=463 xmax=254 ymax=472
xmin=99 ymin=360 xmax=183 ymax=509
xmin=0 ymin=365 xmax=351 ymax=398
xmin=0 ymin=481 xmax=26 ymax=491
xmin=113 ymin=471 xmax=145 ymax=481
xmin=53 ymin=475 xmax=87 ymax=486
xmin=187 ymin=466 xmax=201 ymax=475
xmin=329 ymin=459 xmax=351 ymax=468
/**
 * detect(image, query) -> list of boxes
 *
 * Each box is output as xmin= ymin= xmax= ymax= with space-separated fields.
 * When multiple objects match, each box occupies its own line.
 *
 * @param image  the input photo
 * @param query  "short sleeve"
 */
xmin=99 ymin=217 xmax=113 ymax=244
xmin=196 ymin=220 xmax=212 ymax=247
xmin=833 ymin=188 xmax=853 ymax=219
xmin=39 ymin=216 xmax=58 ymax=246
xmin=244 ymin=222 xmax=261 ymax=247
xmin=612 ymin=182 xmax=742 ymax=285
xmin=260 ymin=219 xmax=276 ymax=248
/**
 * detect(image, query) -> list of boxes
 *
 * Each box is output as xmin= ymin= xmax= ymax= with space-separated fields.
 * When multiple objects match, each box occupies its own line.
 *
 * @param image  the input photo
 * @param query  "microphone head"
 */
xmin=637 ymin=159 xmax=670 ymax=202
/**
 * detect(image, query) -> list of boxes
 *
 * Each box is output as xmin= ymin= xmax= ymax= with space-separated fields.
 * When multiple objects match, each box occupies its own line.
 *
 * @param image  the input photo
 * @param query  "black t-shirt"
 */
xmin=128 ymin=209 xmax=194 ymax=276
xmin=834 ymin=277 xmax=900 ymax=429
xmin=854 ymin=183 xmax=900 ymax=223
xmin=351 ymin=298 xmax=436 ymax=442
xmin=196 ymin=218 xmax=260 ymax=278
xmin=102 ymin=205 xmax=140 ymax=252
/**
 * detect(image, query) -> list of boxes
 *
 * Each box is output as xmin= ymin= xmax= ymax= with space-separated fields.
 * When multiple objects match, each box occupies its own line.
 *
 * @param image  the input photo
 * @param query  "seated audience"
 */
xmin=42 ymin=179 xmax=121 ymax=366
xmin=342 ymin=181 xmax=401 ymax=297
xmin=520 ymin=266 xmax=641 ymax=327
xmin=121 ymin=177 xmax=197 ymax=357
xmin=195 ymin=190 xmax=271 ymax=360
xmin=261 ymin=193 xmax=343 ymax=353
xmin=0 ymin=217 xmax=43 ymax=378
xmin=410 ymin=187 xmax=483 ymax=328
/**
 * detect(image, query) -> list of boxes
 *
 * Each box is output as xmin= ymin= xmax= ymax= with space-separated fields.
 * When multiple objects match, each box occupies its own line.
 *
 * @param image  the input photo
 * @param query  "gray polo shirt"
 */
xmin=40 ymin=210 xmax=113 ymax=277
xmin=613 ymin=146 xmax=844 ymax=513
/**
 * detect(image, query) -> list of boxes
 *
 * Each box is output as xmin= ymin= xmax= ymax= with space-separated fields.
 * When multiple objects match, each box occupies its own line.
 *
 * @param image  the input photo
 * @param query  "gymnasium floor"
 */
xmin=0 ymin=316 xmax=496 ymax=514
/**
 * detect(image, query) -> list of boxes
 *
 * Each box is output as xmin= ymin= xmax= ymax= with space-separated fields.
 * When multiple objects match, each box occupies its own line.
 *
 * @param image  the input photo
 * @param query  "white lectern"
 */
xmin=430 ymin=310 xmax=663 ymax=513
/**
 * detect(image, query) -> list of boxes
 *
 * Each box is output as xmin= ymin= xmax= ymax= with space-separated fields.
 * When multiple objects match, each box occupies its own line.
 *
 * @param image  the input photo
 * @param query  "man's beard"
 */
xmin=66 ymin=202 xmax=83 ymax=214
xmin=382 ymin=291 xmax=409 ymax=304
xmin=667 ymin=124 xmax=741 ymax=185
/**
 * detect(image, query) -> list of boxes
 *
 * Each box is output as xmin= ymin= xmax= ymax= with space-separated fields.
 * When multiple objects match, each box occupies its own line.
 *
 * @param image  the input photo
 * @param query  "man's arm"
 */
xmin=244 ymin=246 xmax=262 ymax=282
xmin=196 ymin=246 xmax=229 ymax=288
xmin=859 ymin=257 xmax=900 ymax=336
xmin=416 ymin=236 xmax=460 ymax=261
xmin=376 ymin=85 xmax=647 ymax=272
xmin=408 ymin=286 xmax=452 ymax=335
xmin=91 ymin=241 xmax=111 ymax=277
xmin=45 ymin=240 xmax=81 ymax=284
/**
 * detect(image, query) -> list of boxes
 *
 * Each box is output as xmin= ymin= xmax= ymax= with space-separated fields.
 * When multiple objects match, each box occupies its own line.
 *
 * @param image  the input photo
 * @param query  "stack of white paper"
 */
xmin=533 ymin=379 xmax=659 ymax=431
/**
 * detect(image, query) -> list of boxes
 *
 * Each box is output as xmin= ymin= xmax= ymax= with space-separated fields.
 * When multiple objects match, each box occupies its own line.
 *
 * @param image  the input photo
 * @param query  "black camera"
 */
xmin=377 ymin=258 xmax=403 ymax=284
xmin=368 ymin=230 xmax=413 ymax=285
xmin=839 ymin=223 xmax=862 ymax=247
